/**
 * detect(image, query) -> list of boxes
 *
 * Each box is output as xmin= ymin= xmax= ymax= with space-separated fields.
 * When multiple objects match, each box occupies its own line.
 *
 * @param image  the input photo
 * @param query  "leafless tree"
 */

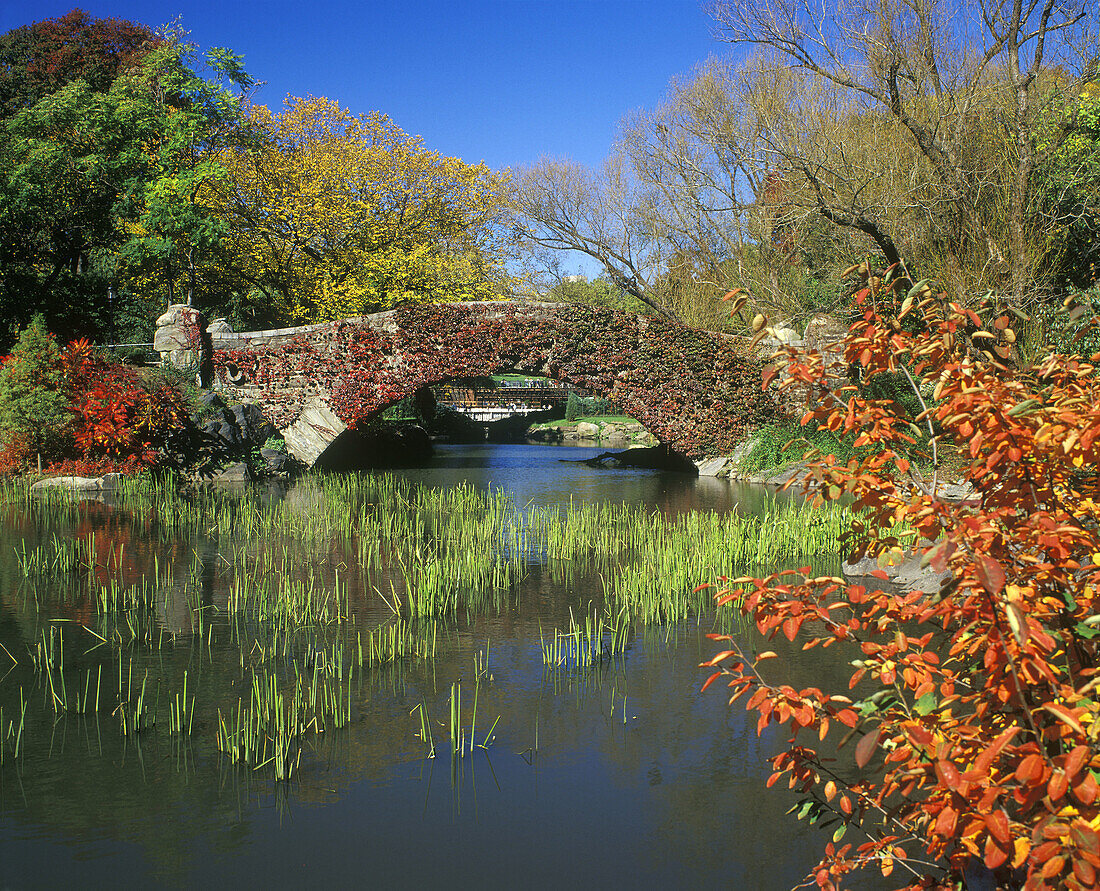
xmin=507 ymin=156 xmax=680 ymax=319
xmin=707 ymin=0 xmax=1099 ymax=300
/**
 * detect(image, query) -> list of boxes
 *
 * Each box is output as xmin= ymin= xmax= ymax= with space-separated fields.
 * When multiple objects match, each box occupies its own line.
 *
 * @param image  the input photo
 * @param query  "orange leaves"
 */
xmin=700 ymin=671 xmax=723 ymax=693
xmin=854 ymin=730 xmax=880 ymax=769
xmin=1043 ymin=703 xmax=1087 ymax=735
xmin=976 ymin=554 xmax=1005 ymax=593
xmin=1016 ymin=752 xmax=1045 ymax=784
xmin=983 ymin=810 xmax=1010 ymax=845
xmin=985 ymin=833 xmax=1012 ymax=870
xmin=1065 ymin=745 xmax=1090 ymax=780
xmin=702 ymin=262 xmax=1100 ymax=890
xmin=934 ymin=758 xmax=961 ymax=789
xmin=973 ymin=726 xmax=1020 ymax=776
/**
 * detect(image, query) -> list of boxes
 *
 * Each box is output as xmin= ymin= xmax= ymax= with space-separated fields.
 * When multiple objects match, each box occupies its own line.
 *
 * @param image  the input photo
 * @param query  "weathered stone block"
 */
xmin=210 ymin=462 xmax=253 ymax=483
xmin=281 ymin=397 xmax=347 ymax=467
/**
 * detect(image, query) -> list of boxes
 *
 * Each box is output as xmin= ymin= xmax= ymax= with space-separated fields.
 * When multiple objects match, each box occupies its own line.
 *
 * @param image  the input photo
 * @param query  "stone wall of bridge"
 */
xmin=160 ymin=301 xmax=777 ymax=468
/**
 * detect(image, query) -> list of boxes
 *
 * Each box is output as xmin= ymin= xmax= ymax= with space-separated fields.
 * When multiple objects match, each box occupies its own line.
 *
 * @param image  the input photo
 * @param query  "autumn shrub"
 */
xmin=0 ymin=325 xmax=186 ymax=476
xmin=705 ymin=265 xmax=1100 ymax=890
xmin=61 ymin=338 xmax=184 ymax=467
xmin=0 ymin=431 xmax=33 ymax=476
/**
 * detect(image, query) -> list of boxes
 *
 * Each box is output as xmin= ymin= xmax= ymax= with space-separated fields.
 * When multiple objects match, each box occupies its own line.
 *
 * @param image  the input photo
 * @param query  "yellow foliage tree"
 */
xmin=211 ymin=96 xmax=512 ymax=324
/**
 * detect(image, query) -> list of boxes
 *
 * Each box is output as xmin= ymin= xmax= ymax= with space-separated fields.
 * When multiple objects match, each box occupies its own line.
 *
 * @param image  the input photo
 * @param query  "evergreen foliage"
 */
xmin=564 ymin=391 xmax=582 ymax=422
xmin=0 ymin=316 xmax=68 ymax=456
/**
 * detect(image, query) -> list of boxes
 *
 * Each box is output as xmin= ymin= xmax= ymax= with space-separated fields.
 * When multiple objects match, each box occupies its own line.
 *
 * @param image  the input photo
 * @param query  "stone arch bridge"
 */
xmin=160 ymin=301 xmax=773 ymax=471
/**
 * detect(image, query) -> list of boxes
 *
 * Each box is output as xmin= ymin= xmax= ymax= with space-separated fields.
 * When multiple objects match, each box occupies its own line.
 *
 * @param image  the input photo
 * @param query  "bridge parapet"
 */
xmin=199 ymin=301 xmax=774 ymax=468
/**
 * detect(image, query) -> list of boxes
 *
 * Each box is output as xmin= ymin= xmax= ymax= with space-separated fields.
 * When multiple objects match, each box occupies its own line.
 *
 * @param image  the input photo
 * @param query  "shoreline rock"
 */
xmin=31 ymin=473 xmax=124 ymax=494
xmin=572 ymin=445 xmax=699 ymax=474
xmin=526 ymin=419 xmax=657 ymax=447
xmin=843 ymin=548 xmax=950 ymax=594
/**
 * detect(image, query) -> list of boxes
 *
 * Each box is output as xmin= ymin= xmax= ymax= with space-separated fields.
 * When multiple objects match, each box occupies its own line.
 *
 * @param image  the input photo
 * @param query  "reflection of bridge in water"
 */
xmin=436 ymin=379 xmax=584 ymax=422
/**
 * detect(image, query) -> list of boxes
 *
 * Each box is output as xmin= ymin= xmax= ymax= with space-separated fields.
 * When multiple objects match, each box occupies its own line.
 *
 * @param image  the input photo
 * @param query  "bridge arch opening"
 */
xmin=314 ymin=373 xmax=677 ymax=472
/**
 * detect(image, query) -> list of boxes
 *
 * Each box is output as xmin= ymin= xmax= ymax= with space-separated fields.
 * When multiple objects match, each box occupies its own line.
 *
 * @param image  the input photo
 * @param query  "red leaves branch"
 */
xmin=706 ymin=268 xmax=1100 ymax=890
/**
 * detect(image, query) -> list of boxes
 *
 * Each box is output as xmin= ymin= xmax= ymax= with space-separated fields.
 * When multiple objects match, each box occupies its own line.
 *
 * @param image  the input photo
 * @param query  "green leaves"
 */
xmin=0 ymin=316 xmax=68 ymax=454
xmin=0 ymin=20 xmax=255 ymax=339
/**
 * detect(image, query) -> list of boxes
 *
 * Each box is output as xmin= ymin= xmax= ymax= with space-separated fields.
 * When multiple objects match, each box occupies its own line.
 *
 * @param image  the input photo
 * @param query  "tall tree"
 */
xmin=706 ymin=0 xmax=1100 ymax=301
xmin=0 ymin=14 xmax=254 ymax=346
xmin=508 ymin=156 xmax=681 ymax=321
xmin=0 ymin=8 xmax=158 ymax=117
xmin=510 ymin=61 xmax=858 ymax=329
xmin=111 ymin=37 xmax=255 ymax=308
xmin=618 ymin=57 xmax=857 ymax=323
xmin=210 ymin=97 xmax=512 ymax=325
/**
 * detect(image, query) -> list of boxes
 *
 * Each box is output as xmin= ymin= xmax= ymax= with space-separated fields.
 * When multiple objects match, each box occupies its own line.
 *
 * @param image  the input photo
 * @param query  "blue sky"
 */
xmin=1 ymin=0 xmax=725 ymax=171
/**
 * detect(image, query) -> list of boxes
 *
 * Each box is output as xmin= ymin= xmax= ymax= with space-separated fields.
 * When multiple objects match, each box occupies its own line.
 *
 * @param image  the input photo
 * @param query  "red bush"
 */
xmin=61 ymin=339 xmax=183 ymax=466
xmin=0 ymin=336 xmax=186 ymax=477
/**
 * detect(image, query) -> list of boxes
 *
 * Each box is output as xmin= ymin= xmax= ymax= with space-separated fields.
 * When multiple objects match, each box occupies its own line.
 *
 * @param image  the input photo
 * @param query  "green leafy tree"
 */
xmin=0 ymin=14 xmax=254 ymax=348
xmin=1032 ymin=80 xmax=1100 ymax=293
xmin=0 ymin=316 xmax=68 ymax=458
xmin=564 ymin=391 xmax=582 ymax=422
xmin=112 ymin=36 xmax=255 ymax=307
xmin=548 ymin=275 xmax=648 ymax=314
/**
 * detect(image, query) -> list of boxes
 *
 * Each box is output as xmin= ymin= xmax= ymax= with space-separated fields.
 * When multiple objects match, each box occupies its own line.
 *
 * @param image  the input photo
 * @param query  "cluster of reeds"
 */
xmin=359 ymin=618 xmax=439 ymax=668
xmin=114 ymin=657 xmax=157 ymax=735
xmin=0 ymin=689 xmax=27 ymax=765
xmin=0 ymin=469 xmax=857 ymax=783
xmin=540 ymin=607 xmax=632 ymax=673
xmin=216 ymin=659 xmax=353 ymax=781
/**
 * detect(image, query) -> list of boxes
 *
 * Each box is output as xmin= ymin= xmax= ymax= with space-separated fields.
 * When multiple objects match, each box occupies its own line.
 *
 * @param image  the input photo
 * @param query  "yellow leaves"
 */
xmin=211 ymin=96 xmax=511 ymax=323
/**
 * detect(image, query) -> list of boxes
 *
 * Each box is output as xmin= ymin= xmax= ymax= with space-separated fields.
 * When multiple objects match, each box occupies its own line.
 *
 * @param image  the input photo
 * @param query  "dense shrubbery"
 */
xmin=564 ymin=392 xmax=619 ymax=422
xmin=736 ymin=421 xmax=861 ymax=475
xmin=706 ymin=265 xmax=1100 ymax=890
xmin=0 ymin=320 xmax=185 ymax=475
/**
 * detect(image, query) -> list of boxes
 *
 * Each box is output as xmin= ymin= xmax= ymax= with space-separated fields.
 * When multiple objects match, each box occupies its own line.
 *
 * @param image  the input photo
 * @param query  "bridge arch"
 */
xmin=207 ymin=301 xmax=773 ymax=468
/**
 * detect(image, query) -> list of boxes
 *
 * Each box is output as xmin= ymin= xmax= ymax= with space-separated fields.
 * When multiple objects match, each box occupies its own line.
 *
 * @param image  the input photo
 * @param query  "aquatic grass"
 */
xmin=216 ymin=656 xmax=354 ymax=781
xmin=444 ymin=679 xmax=498 ymax=759
xmin=540 ymin=606 xmax=632 ymax=673
xmin=412 ymin=700 xmax=436 ymax=757
xmin=0 ymin=468 xmax=860 ymax=782
xmin=169 ymin=671 xmax=195 ymax=735
xmin=358 ymin=618 xmax=440 ymax=668
xmin=0 ymin=474 xmax=856 ymax=644
xmin=115 ymin=659 xmax=156 ymax=735
xmin=0 ymin=689 xmax=27 ymax=765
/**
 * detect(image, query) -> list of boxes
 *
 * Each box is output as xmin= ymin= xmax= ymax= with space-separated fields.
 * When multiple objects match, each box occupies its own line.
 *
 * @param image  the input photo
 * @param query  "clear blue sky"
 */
xmin=0 ymin=0 xmax=726 ymax=171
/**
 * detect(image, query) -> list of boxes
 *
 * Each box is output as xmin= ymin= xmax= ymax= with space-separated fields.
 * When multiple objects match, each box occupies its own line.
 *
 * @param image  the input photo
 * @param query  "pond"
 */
xmin=0 ymin=443 xmax=876 ymax=889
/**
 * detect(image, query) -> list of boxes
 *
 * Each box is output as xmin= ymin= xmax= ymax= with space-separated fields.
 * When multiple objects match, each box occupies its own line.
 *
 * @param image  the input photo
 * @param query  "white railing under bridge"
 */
xmin=441 ymin=403 xmax=554 ymax=423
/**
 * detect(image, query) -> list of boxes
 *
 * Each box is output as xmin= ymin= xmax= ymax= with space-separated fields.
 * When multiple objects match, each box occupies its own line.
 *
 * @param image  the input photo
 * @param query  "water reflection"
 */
xmin=0 ymin=446 xmax=866 ymax=889
xmin=392 ymin=442 xmax=790 ymax=515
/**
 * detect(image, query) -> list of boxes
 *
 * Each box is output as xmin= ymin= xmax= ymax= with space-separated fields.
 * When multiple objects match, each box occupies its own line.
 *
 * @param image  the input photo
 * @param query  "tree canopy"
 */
xmin=209 ymin=97 xmax=512 ymax=325
xmin=0 ymin=10 xmax=515 ymax=346
xmin=508 ymin=0 xmax=1100 ymax=334
xmin=0 ymin=13 xmax=255 ymax=348
xmin=0 ymin=8 xmax=158 ymax=116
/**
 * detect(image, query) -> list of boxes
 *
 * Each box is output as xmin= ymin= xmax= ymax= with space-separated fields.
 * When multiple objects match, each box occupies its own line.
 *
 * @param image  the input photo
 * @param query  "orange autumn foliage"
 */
xmin=704 ymin=266 xmax=1100 ymax=889
xmin=0 ymin=335 xmax=184 ymax=475
xmin=61 ymin=338 xmax=183 ymax=467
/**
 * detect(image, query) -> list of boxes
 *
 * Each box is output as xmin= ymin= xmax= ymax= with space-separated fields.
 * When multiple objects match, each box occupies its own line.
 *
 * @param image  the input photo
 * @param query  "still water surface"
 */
xmin=0 ymin=444 xmax=864 ymax=889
